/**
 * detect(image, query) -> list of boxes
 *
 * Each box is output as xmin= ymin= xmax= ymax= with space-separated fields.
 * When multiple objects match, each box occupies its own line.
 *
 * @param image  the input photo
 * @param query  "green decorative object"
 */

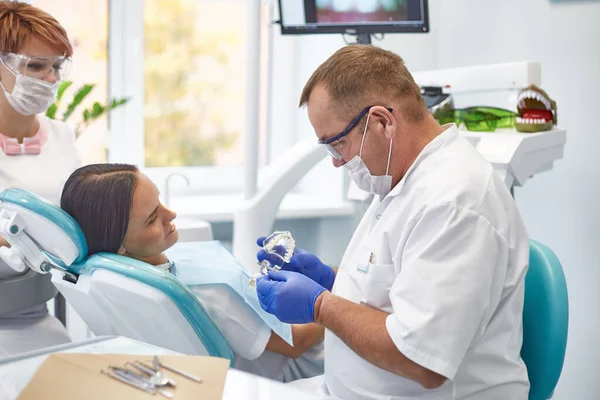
xmin=45 ymin=80 xmax=129 ymax=137
xmin=515 ymin=84 xmax=557 ymax=133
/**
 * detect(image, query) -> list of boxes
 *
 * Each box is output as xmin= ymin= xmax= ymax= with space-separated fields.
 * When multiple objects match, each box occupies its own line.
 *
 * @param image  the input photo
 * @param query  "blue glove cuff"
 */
xmin=309 ymin=286 xmax=327 ymax=322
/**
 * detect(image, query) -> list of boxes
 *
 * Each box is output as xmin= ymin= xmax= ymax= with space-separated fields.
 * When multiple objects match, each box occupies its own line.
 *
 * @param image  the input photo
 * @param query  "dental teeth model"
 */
xmin=248 ymin=231 xmax=296 ymax=288
xmin=515 ymin=84 xmax=557 ymax=133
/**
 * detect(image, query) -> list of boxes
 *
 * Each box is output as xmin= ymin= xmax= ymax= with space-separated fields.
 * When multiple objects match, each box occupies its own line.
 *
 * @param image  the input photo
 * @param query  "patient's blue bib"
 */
xmin=166 ymin=241 xmax=293 ymax=346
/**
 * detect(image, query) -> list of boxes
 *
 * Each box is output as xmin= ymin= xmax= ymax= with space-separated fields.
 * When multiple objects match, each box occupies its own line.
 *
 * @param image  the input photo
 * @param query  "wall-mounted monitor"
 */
xmin=278 ymin=0 xmax=429 ymax=43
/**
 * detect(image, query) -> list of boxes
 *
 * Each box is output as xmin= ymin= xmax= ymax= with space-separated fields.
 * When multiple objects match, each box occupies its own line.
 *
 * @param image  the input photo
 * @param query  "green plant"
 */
xmin=45 ymin=80 xmax=129 ymax=137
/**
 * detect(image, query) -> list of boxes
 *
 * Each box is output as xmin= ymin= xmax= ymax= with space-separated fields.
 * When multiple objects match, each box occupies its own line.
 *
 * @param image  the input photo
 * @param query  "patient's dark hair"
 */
xmin=60 ymin=163 xmax=139 ymax=256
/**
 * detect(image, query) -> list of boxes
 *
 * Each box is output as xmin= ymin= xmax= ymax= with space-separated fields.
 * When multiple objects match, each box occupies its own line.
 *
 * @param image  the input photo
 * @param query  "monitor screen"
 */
xmin=278 ymin=0 xmax=429 ymax=35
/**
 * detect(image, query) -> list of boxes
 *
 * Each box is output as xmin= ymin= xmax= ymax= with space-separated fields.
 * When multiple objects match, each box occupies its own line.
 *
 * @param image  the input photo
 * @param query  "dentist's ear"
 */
xmin=369 ymin=106 xmax=397 ymax=141
xmin=381 ymin=109 xmax=397 ymax=141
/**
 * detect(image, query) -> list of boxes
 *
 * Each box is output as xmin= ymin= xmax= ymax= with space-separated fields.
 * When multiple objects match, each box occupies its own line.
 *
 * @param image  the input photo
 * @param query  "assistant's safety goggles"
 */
xmin=435 ymin=107 xmax=516 ymax=132
xmin=0 ymin=52 xmax=72 ymax=81
xmin=318 ymin=105 xmax=393 ymax=160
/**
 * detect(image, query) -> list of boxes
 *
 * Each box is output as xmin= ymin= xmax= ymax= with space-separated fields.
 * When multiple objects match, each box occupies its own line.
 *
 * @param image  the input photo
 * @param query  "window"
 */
xmin=109 ymin=0 xmax=277 ymax=194
xmin=143 ymin=0 xmax=247 ymax=168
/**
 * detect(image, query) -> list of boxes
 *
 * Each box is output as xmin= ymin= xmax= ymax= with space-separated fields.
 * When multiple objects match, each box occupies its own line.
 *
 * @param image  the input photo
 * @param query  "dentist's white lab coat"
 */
xmin=0 ymin=117 xmax=79 ymax=357
xmin=297 ymin=124 xmax=530 ymax=399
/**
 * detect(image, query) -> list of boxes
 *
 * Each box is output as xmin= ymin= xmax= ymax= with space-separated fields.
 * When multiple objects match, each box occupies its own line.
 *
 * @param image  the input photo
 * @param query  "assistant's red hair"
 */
xmin=0 ymin=1 xmax=72 ymax=57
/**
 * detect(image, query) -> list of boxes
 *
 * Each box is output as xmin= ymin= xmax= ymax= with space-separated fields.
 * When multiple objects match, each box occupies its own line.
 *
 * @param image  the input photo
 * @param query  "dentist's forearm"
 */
xmin=313 ymin=292 xmax=446 ymax=389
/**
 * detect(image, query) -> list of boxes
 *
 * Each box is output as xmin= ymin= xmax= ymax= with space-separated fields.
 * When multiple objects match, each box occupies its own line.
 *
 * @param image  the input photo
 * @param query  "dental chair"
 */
xmin=522 ymin=240 xmax=569 ymax=400
xmin=0 ymin=188 xmax=234 ymax=365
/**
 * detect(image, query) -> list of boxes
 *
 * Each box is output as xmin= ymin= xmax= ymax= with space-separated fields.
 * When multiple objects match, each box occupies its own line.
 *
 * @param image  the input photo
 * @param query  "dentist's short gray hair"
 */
xmin=299 ymin=44 xmax=426 ymax=123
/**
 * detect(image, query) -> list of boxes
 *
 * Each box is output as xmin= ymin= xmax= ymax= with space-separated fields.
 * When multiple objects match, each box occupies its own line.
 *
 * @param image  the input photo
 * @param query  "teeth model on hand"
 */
xmin=249 ymin=231 xmax=296 ymax=288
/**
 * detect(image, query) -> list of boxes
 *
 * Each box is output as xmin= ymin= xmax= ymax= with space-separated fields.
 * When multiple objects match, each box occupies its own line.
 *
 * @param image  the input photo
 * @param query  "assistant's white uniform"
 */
xmin=300 ymin=124 xmax=530 ymax=399
xmin=0 ymin=116 xmax=80 ymax=357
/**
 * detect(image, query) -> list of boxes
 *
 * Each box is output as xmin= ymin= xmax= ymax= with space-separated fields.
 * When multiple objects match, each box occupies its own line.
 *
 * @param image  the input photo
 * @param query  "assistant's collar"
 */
xmin=0 ymin=117 xmax=48 ymax=156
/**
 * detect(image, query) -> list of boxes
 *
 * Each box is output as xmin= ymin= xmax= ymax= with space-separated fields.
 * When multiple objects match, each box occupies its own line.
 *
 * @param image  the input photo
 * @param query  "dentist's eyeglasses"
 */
xmin=318 ymin=105 xmax=393 ymax=160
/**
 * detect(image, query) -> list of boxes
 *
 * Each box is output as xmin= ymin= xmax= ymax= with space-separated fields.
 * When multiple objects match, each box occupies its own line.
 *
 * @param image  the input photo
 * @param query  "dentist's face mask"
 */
xmin=343 ymin=113 xmax=394 ymax=198
xmin=0 ymin=53 xmax=69 ymax=115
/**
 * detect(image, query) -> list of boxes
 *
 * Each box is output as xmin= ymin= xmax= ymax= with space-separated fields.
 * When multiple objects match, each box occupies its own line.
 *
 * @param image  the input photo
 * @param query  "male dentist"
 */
xmin=256 ymin=45 xmax=530 ymax=400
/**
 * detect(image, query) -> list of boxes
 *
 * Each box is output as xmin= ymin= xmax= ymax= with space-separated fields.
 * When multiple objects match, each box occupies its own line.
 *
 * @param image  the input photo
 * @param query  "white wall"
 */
xmin=432 ymin=0 xmax=600 ymax=397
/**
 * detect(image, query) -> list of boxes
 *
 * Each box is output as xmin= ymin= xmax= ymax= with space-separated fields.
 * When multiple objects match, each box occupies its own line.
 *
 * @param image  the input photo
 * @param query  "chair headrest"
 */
xmin=0 ymin=188 xmax=88 ymax=266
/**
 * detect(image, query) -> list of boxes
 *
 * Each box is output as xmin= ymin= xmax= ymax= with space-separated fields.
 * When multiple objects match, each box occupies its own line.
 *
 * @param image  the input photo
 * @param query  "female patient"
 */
xmin=60 ymin=163 xmax=323 ymax=382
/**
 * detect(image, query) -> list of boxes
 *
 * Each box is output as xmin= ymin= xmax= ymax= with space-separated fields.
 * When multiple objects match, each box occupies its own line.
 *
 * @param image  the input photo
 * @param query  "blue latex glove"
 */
xmin=256 ymin=270 xmax=326 ymax=324
xmin=256 ymin=237 xmax=335 ymax=291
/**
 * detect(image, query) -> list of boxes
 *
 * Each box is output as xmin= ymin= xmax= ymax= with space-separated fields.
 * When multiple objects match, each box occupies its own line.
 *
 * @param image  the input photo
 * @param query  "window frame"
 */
xmin=107 ymin=0 xmax=280 ymax=196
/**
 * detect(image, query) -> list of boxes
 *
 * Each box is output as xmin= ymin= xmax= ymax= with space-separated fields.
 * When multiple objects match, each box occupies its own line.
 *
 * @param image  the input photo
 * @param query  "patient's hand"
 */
xmin=265 ymin=323 xmax=325 ymax=359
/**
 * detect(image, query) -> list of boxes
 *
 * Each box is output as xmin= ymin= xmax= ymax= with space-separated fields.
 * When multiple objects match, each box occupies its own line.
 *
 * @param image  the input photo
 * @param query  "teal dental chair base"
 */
xmin=521 ymin=240 xmax=569 ymax=400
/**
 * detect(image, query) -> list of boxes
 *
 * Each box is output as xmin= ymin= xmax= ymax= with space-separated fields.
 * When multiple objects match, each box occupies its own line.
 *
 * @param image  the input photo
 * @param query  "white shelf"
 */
xmin=458 ymin=127 xmax=566 ymax=188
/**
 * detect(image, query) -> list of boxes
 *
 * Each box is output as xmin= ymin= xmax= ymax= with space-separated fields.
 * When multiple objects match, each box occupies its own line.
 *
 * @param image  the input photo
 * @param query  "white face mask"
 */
xmin=343 ymin=113 xmax=393 ymax=198
xmin=0 ymin=60 xmax=58 ymax=116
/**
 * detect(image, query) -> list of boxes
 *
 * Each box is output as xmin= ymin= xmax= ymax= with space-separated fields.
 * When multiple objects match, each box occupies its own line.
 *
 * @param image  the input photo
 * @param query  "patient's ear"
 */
xmin=118 ymin=247 xmax=126 ymax=255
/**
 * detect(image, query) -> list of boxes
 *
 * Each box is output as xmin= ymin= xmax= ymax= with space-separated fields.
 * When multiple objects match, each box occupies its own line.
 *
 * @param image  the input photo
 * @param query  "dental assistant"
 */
xmin=256 ymin=45 xmax=530 ymax=399
xmin=0 ymin=1 xmax=79 ymax=356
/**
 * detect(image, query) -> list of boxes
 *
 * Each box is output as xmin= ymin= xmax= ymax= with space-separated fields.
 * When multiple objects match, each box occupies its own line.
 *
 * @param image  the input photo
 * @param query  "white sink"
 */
xmin=173 ymin=219 xmax=213 ymax=242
